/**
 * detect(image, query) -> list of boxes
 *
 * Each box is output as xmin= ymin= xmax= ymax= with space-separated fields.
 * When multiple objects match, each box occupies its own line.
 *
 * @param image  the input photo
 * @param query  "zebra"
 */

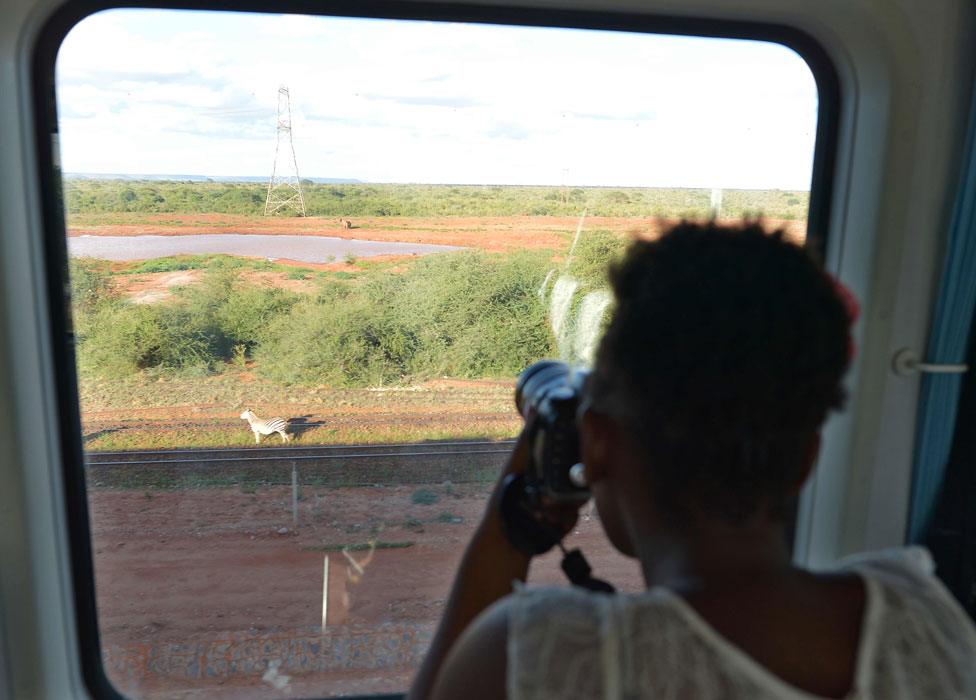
xmin=240 ymin=409 xmax=291 ymax=444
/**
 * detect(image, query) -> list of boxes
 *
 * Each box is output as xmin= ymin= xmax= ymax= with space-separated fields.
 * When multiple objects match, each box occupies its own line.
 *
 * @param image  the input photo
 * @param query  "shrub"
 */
xmin=69 ymin=257 xmax=114 ymax=313
xmin=566 ymin=229 xmax=628 ymax=290
xmin=63 ymin=179 xmax=808 ymax=219
xmin=382 ymin=250 xmax=553 ymax=378
xmin=232 ymin=343 xmax=248 ymax=369
xmin=130 ymin=255 xmax=214 ymax=274
xmin=256 ymin=290 xmax=417 ymax=386
xmin=78 ymin=302 xmax=215 ymax=377
xmin=209 ymin=281 xmax=298 ymax=355
xmin=74 ymin=249 xmax=555 ymax=385
xmin=77 ymin=269 xmax=300 ymax=377
xmin=411 ymin=489 xmax=440 ymax=505
xmin=255 ymin=250 xmax=554 ymax=386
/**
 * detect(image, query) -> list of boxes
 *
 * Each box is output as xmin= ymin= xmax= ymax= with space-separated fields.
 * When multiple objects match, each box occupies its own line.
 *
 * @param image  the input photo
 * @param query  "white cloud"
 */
xmin=55 ymin=9 xmax=817 ymax=188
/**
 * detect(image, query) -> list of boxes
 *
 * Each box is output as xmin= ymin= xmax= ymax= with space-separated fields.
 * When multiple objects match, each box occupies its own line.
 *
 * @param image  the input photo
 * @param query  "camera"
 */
xmin=500 ymin=361 xmax=614 ymax=592
xmin=514 ymin=360 xmax=591 ymax=502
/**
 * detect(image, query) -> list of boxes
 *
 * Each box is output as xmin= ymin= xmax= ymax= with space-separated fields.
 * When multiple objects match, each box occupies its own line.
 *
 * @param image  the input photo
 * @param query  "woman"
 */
xmin=408 ymin=221 xmax=976 ymax=699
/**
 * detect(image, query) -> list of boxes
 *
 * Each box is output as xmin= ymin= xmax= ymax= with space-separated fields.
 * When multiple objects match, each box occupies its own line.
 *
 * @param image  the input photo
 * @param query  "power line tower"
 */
xmin=265 ymin=85 xmax=307 ymax=216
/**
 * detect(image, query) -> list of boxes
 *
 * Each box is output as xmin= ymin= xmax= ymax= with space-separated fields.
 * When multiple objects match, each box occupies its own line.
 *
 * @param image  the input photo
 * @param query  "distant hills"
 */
xmin=64 ymin=173 xmax=362 ymax=184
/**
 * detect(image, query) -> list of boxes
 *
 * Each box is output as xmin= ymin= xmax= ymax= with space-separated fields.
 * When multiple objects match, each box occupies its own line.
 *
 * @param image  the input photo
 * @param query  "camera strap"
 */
xmin=499 ymin=473 xmax=564 ymax=556
xmin=559 ymin=545 xmax=616 ymax=594
xmin=500 ymin=473 xmax=616 ymax=593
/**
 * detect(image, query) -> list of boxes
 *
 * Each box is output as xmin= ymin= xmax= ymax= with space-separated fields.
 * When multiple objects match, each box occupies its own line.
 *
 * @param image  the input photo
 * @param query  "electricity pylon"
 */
xmin=265 ymin=86 xmax=307 ymax=216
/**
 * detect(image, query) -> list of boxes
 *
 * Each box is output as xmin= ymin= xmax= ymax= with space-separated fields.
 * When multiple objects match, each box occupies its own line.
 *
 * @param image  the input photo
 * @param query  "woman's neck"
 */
xmin=635 ymin=516 xmax=794 ymax=591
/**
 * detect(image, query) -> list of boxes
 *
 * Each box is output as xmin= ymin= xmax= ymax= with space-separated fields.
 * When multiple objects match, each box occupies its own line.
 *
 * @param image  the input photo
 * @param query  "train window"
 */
xmin=48 ymin=6 xmax=828 ymax=698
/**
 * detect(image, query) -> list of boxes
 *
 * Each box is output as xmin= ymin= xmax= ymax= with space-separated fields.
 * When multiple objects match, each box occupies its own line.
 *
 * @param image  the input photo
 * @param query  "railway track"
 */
xmin=82 ymin=412 xmax=515 ymax=433
xmin=85 ymin=439 xmax=517 ymax=489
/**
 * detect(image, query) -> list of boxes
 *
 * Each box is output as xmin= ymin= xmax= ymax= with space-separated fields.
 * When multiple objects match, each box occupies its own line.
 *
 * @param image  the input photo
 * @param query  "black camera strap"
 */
xmin=500 ymin=473 xmax=616 ymax=593
xmin=559 ymin=544 xmax=616 ymax=594
xmin=499 ymin=473 xmax=564 ymax=555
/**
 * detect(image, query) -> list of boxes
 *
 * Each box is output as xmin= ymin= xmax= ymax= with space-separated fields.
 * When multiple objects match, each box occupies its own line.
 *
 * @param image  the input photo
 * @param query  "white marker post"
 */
xmin=321 ymin=555 xmax=330 ymax=633
xmin=710 ymin=188 xmax=723 ymax=218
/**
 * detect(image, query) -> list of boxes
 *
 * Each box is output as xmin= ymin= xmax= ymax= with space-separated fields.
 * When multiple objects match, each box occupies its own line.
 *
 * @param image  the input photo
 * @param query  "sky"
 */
xmin=56 ymin=9 xmax=819 ymax=189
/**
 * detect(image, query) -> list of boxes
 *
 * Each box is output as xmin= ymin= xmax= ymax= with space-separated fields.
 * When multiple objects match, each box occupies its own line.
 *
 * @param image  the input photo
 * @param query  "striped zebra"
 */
xmin=240 ymin=409 xmax=291 ymax=444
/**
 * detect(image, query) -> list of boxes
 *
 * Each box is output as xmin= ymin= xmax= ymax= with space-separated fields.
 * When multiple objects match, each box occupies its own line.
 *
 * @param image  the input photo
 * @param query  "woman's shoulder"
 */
xmin=835 ymin=545 xmax=972 ymax=617
xmin=507 ymin=584 xmax=613 ymax=646
xmin=835 ymin=546 xmax=975 ymax=634
xmin=835 ymin=546 xmax=976 ymax=693
xmin=834 ymin=545 xmax=938 ymax=585
xmin=508 ymin=582 xmax=676 ymax=627
xmin=506 ymin=584 xmax=693 ymax=700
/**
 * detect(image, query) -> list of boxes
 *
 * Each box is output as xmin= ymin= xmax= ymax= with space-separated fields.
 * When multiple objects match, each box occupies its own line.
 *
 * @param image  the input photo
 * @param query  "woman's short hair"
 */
xmin=590 ymin=220 xmax=851 ymax=522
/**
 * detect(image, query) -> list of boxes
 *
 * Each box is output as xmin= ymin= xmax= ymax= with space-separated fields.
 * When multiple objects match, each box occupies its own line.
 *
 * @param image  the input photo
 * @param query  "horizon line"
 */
xmin=63 ymin=173 xmax=811 ymax=192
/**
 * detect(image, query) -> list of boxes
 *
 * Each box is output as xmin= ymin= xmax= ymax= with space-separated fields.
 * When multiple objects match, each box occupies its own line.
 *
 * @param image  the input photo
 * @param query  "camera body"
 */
xmin=499 ymin=359 xmax=614 ymax=584
xmin=515 ymin=360 xmax=591 ymax=503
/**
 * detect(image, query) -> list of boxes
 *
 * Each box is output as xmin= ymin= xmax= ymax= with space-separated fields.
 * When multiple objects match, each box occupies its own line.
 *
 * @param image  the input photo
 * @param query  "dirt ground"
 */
xmin=91 ymin=481 xmax=642 ymax=698
xmin=115 ymin=260 xmax=424 ymax=304
xmin=119 ymin=269 xmax=325 ymax=304
xmin=68 ymin=214 xmax=807 ymax=253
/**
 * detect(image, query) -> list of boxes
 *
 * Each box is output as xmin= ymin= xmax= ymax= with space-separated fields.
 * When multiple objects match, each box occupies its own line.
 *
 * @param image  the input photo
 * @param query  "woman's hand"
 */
xmin=408 ymin=423 xmax=589 ymax=699
xmin=476 ymin=416 xmax=583 ymax=549
xmin=407 ymin=429 xmax=534 ymax=700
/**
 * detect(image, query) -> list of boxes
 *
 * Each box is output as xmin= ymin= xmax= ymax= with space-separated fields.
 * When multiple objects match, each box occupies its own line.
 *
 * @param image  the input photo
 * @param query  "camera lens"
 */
xmin=514 ymin=360 xmax=570 ymax=418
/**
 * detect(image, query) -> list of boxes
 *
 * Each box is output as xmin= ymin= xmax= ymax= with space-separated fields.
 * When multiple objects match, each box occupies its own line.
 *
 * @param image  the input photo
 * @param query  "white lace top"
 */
xmin=507 ymin=548 xmax=976 ymax=699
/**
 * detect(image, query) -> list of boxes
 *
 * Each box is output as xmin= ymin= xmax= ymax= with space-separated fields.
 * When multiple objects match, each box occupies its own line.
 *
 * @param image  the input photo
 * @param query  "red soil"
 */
xmin=91 ymin=482 xmax=641 ymax=698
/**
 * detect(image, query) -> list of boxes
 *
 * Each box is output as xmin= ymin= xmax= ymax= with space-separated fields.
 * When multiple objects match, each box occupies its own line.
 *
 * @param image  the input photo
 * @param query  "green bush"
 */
xmin=566 ymin=229 xmax=628 ymax=290
xmin=128 ymin=255 xmax=241 ymax=274
xmin=77 ymin=270 xmax=300 ymax=377
xmin=256 ymin=290 xmax=416 ymax=386
xmin=411 ymin=489 xmax=440 ymax=505
xmin=69 ymin=257 xmax=114 ymax=313
xmin=256 ymin=250 xmax=553 ymax=386
xmin=75 ymin=250 xmax=558 ymax=385
xmin=79 ymin=302 xmax=215 ymax=377
xmin=194 ymin=275 xmax=298 ymax=355
xmin=388 ymin=251 xmax=553 ymax=378
xmin=63 ymin=179 xmax=809 ymax=220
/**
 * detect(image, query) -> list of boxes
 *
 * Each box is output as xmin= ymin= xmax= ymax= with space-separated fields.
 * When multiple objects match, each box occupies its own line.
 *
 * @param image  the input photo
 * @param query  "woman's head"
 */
xmin=583 ymin=221 xmax=853 ymax=543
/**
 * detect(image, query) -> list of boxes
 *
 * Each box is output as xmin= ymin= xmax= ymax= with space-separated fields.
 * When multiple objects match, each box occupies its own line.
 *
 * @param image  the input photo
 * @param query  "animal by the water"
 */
xmin=338 ymin=218 xmax=353 ymax=229
xmin=240 ymin=409 xmax=291 ymax=443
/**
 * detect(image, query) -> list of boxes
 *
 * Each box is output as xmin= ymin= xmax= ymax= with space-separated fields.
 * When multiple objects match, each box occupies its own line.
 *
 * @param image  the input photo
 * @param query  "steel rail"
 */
xmin=88 ymin=439 xmax=516 ymax=459
xmin=86 ymin=448 xmax=511 ymax=468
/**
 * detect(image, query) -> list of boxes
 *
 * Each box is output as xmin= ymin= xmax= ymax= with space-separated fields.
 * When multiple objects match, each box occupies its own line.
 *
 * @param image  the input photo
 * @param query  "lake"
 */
xmin=67 ymin=234 xmax=461 ymax=263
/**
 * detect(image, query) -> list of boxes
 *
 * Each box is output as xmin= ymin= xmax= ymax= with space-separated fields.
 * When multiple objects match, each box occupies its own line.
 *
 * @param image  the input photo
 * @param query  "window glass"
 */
xmin=57 ymin=9 xmax=818 ymax=697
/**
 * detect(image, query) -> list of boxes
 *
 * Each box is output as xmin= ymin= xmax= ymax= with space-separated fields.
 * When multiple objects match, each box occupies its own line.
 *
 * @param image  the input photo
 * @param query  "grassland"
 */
xmin=64 ymin=179 xmax=809 ymax=221
xmin=79 ymin=372 xmax=519 ymax=451
xmin=73 ymin=249 xmax=538 ymax=451
xmin=69 ymin=179 xmax=809 ymax=452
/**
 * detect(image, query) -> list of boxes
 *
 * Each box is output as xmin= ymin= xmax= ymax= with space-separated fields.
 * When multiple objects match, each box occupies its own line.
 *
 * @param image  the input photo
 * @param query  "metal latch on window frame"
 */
xmin=892 ymin=348 xmax=970 ymax=377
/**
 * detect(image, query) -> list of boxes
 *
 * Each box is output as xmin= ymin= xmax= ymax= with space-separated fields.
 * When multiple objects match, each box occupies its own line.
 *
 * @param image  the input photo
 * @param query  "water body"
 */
xmin=67 ymin=234 xmax=461 ymax=263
